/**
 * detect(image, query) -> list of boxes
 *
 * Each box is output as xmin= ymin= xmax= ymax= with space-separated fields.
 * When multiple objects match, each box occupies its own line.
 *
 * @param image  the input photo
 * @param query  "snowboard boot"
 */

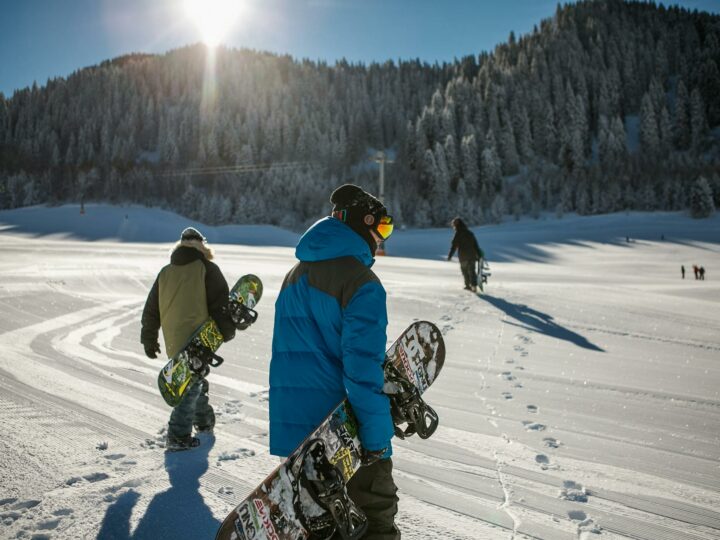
xmin=166 ymin=435 xmax=201 ymax=452
xmin=194 ymin=425 xmax=214 ymax=435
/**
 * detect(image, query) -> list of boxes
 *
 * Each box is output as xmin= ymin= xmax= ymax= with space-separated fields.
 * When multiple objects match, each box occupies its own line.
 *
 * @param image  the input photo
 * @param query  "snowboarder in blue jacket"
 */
xmin=270 ymin=184 xmax=399 ymax=540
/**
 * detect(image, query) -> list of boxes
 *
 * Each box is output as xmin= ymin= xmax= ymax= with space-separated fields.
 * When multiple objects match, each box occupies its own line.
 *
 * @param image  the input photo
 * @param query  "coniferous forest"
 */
xmin=1 ymin=0 xmax=719 ymax=228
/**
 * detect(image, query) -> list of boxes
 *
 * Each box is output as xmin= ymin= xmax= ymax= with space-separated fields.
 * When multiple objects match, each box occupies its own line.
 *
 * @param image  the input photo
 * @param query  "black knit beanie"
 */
xmin=330 ymin=184 xmax=387 ymax=254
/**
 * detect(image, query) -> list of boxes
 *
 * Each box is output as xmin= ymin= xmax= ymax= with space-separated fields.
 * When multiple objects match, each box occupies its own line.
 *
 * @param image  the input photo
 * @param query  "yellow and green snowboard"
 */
xmin=157 ymin=274 xmax=263 ymax=407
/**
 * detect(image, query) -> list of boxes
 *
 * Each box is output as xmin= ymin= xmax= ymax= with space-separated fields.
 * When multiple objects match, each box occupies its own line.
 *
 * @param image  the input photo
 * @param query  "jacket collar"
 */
xmin=295 ymin=217 xmax=374 ymax=267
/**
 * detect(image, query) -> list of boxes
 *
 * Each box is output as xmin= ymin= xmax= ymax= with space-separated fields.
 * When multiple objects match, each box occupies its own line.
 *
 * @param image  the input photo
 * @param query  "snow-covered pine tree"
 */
xmin=689 ymin=88 xmax=708 ymax=151
xmin=689 ymin=176 xmax=715 ymax=218
xmin=431 ymin=142 xmax=451 ymax=225
xmin=460 ymin=133 xmax=479 ymax=196
xmin=639 ymin=93 xmax=660 ymax=157
xmin=480 ymin=130 xmax=502 ymax=198
xmin=673 ymin=80 xmax=690 ymax=150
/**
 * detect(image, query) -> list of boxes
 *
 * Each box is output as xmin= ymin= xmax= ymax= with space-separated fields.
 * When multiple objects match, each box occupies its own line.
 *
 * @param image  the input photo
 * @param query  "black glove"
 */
xmin=361 ymin=447 xmax=388 ymax=466
xmin=144 ymin=342 xmax=161 ymax=359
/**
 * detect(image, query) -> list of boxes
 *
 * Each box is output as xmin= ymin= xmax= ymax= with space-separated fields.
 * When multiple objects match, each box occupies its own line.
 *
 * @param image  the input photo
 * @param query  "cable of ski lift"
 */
xmin=157 ymin=160 xmax=319 ymax=178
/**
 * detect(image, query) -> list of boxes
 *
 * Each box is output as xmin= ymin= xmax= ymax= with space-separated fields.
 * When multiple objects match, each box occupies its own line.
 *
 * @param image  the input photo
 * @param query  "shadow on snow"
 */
xmin=478 ymin=294 xmax=605 ymax=352
xmin=96 ymin=435 xmax=220 ymax=540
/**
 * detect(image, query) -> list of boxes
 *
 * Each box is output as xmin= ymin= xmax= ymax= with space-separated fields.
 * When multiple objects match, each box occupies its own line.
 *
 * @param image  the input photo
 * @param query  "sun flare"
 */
xmin=183 ymin=0 xmax=242 ymax=46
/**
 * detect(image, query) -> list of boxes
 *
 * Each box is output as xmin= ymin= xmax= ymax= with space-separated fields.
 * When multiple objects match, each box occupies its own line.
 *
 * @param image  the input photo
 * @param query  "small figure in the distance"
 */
xmin=447 ymin=217 xmax=483 ymax=293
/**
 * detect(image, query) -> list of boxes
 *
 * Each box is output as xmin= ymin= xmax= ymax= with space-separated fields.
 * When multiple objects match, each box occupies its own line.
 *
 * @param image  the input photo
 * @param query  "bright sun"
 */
xmin=184 ymin=0 xmax=242 ymax=46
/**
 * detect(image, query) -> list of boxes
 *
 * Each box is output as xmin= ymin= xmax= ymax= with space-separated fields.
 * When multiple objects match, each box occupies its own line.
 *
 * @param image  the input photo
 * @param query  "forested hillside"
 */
xmin=1 ymin=0 xmax=719 ymax=227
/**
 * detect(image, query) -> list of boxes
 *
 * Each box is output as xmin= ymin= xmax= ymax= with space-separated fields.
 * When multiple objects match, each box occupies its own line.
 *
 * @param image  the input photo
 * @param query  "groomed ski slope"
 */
xmin=0 ymin=204 xmax=719 ymax=540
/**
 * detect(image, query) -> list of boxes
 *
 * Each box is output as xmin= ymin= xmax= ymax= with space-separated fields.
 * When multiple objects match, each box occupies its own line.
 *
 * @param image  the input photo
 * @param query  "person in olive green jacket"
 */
xmin=141 ymin=227 xmax=236 ymax=451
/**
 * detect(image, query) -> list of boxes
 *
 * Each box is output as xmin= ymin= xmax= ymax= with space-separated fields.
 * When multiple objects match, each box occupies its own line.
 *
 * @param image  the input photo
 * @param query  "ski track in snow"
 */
xmin=1 ymin=210 xmax=720 ymax=539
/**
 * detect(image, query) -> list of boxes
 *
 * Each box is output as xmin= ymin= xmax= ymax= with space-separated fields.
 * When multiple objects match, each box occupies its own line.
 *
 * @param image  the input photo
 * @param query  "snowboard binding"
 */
xmin=290 ymin=439 xmax=367 ymax=540
xmin=385 ymin=363 xmax=439 ymax=440
xmin=226 ymin=302 xmax=258 ymax=331
xmin=186 ymin=341 xmax=224 ymax=378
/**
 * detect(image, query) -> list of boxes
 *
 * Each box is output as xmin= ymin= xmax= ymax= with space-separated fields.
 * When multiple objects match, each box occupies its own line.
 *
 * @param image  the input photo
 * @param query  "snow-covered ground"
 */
xmin=1 ymin=204 xmax=719 ymax=540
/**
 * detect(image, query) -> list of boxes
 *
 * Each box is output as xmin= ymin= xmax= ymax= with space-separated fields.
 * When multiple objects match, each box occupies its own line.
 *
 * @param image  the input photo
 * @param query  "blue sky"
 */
xmin=1 ymin=0 xmax=718 ymax=96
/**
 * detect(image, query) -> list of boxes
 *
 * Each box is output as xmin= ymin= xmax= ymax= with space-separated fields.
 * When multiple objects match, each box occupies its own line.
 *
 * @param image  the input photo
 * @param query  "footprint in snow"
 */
xmin=441 ymin=324 xmax=454 ymax=335
xmin=501 ymin=392 xmax=513 ymax=400
xmin=504 ymin=359 xmax=515 ymax=364
xmin=535 ymin=454 xmax=551 ymax=470
xmin=568 ymin=510 xmax=587 ymax=521
xmin=217 ymin=448 xmax=256 ymax=464
xmin=1 ymin=511 xmax=22 ymax=526
xmin=522 ymin=421 xmax=546 ymax=431
xmin=1 ymin=500 xmax=42 ymax=527
xmin=36 ymin=518 xmax=61 ymax=530
xmin=219 ymin=486 xmax=234 ymax=495
xmin=513 ymin=345 xmax=525 ymax=352
xmin=217 ymin=400 xmax=244 ymax=416
xmin=500 ymin=371 xmax=515 ymax=381
xmin=256 ymin=390 xmax=269 ymax=403
xmin=440 ymin=314 xmax=452 ymax=321
xmin=526 ymin=405 xmax=538 ymax=413
xmin=11 ymin=500 xmax=40 ymax=510
xmin=560 ymin=481 xmax=588 ymax=502
xmin=543 ymin=437 xmax=562 ymax=449
xmin=52 ymin=509 xmax=73 ymax=517
xmin=83 ymin=472 xmax=110 ymax=483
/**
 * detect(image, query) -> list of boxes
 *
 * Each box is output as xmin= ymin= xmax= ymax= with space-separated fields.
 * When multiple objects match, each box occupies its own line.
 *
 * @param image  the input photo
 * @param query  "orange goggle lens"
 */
xmin=375 ymin=215 xmax=394 ymax=240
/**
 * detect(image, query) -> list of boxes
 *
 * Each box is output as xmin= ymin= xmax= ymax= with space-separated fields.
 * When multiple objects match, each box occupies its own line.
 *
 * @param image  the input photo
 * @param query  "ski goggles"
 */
xmin=375 ymin=215 xmax=394 ymax=240
xmin=331 ymin=210 xmax=394 ymax=240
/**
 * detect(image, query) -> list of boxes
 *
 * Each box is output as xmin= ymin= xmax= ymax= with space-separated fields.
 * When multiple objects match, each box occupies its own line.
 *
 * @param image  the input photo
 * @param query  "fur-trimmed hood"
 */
xmin=171 ymin=239 xmax=214 ymax=261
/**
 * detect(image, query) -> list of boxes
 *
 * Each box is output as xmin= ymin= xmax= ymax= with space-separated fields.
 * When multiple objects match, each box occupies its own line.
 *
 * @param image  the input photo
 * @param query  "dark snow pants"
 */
xmin=460 ymin=259 xmax=478 ymax=288
xmin=332 ymin=458 xmax=400 ymax=540
xmin=167 ymin=378 xmax=215 ymax=441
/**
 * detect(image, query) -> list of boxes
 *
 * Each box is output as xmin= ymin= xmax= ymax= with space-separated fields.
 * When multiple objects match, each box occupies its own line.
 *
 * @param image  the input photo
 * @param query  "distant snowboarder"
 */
xmin=693 ymin=265 xmax=699 ymax=280
xmin=141 ymin=227 xmax=238 ymax=452
xmin=681 ymin=265 xmax=685 ymax=279
xmin=447 ymin=217 xmax=483 ymax=293
xmin=700 ymin=266 xmax=706 ymax=280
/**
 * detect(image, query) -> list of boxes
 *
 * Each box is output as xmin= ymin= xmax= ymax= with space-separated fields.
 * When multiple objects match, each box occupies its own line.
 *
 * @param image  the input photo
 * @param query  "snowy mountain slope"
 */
xmin=1 ymin=203 xmax=718 ymax=263
xmin=0 ymin=207 xmax=719 ymax=539
xmin=0 ymin=204 xmax=299 ymax=246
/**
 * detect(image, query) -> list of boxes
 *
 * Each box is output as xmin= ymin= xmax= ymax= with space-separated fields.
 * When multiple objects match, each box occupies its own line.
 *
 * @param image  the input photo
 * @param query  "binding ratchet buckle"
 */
xmin=227 ymin=302 xmax=258 ymax=330
xmin=186 ymin=342 xmax=224 ymax=378
xmin=385 ymin=363 xmax=439 ymax=440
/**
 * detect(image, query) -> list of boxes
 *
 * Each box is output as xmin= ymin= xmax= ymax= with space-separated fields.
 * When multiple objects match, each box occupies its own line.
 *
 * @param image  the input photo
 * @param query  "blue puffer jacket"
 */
xmin=269 ymin=217 xmax=393 ymax=457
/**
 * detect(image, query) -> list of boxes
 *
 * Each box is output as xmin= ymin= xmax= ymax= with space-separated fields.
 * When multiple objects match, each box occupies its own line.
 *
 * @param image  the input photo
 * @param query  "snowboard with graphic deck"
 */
xmin=215 ymin=320 xmax=445 ymax=540
xmin=157 ymin=274 xmax=263 ymax=407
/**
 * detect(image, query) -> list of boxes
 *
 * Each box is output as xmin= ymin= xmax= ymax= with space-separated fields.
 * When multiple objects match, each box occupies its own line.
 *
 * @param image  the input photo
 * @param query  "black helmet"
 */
xmin=180 ymin=227 xmax=206 ymax=243
xmin=330 ymin=184 xmax=387 ymax=252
